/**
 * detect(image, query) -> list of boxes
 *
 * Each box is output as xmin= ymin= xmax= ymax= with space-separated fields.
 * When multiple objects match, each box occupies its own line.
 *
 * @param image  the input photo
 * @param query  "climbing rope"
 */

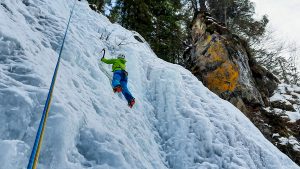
xmin=27 ymin=1 xmax=77 ymax=169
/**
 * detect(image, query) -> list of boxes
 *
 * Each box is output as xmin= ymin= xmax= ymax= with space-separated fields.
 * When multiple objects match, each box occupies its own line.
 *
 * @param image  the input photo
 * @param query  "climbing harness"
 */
xmin=27 ymin=1 xmax=77 ymax=169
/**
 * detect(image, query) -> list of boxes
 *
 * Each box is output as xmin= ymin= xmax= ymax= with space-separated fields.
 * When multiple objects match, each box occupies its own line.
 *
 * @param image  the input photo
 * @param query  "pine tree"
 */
xmin=148 ymin=0 xmax=184 ymax=63
xmin=87 ymin=0 xmax=112 ymax=13
xmin=109 ymin=0 xmax=185 ymax=63
xmin=109 ymin=0 xmax=153 ymax=42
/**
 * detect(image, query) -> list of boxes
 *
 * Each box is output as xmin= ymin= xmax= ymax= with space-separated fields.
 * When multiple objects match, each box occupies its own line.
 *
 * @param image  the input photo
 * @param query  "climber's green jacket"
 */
xmin=101 ymin=57 xmax=126 ymax=72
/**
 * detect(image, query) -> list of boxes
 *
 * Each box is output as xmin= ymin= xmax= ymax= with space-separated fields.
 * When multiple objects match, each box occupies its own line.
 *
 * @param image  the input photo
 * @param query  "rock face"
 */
xmin=184 ymin=11 xmax=278 ymax=113
xmin=266 ymin=84 xmax=300 ymax=164
xmin=184 ymin=11 xmax=300 ymax=165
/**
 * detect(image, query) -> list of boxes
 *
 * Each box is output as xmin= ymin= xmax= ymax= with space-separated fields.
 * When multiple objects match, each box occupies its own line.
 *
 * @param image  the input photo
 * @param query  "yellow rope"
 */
xmin=32 ymin=92 xmax=53 ymax=169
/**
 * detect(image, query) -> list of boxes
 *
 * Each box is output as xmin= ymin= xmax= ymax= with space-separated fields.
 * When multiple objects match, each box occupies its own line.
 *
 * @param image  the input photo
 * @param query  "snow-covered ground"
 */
xmin=267 ymin=83 xmax=300 ymax=153
xmin=0 ymin=0 xmax=299 ymax=168
xmin=270 ymin=83 xmax=300 ymax=122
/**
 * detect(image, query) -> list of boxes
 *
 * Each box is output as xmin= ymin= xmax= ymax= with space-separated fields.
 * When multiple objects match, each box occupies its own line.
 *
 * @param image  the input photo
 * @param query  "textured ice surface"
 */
xmin=0 ymin=0 xmax=299 ymax=169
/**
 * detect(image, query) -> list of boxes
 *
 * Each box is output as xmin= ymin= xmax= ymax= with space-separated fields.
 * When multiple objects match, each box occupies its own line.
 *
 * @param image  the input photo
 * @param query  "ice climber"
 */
xmin=101 ymin=50 xmax=135 ymax=108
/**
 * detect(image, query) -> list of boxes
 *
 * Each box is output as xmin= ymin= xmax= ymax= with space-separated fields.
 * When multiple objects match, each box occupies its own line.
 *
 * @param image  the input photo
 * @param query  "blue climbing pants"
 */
xmin=112 ymin=70 xmax=134 ymax=102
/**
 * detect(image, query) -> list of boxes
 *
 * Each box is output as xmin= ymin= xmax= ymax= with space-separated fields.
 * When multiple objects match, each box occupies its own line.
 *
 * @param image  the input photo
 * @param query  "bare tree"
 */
xmin=253 ymin=29 xmax=300 ymax=85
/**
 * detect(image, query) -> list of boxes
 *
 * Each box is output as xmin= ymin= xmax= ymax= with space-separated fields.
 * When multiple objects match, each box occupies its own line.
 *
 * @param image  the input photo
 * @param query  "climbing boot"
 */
xmin=128 ymin=98 xmax=135 ymax=108
xmin=113 ymin=85 xmax=122 ymax=93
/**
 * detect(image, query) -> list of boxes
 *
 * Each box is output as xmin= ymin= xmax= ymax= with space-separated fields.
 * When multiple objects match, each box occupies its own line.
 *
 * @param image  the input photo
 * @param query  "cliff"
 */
xmin=184 ymin=11 xmax=300 ymax=165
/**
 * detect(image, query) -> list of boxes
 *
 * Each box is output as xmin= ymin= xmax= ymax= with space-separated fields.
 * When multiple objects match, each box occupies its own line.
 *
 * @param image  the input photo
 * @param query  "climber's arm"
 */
xmin=101 ymin=57 xmax=116 ymax=64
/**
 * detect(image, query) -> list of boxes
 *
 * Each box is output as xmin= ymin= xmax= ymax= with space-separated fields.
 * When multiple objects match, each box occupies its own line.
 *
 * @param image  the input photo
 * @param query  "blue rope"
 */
xmin=27 ymin=1 xmax=77 ymax=169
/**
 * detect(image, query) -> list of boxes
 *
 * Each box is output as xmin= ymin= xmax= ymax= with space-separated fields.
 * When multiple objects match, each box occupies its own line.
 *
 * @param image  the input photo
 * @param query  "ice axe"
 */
xmin=101 ymin=48 xmax=106 ymax=59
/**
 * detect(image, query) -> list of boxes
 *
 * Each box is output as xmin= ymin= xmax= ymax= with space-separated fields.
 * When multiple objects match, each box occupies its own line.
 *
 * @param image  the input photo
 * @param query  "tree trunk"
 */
xmin=278 ymin=59 xmax=289 ymax=84
xmin=224 ymin=6 xmax=227 ymax=27
xmin=198 ymin=0 xmax=207 ymax=12
xmin=191 ymin=0 xmax=198 ymax=12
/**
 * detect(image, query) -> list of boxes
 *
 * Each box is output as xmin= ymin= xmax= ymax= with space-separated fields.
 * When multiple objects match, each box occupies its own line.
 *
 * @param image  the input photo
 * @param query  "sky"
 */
xmin=252 ymin=0 xmax=300 ymax=47
xmin=251 ymin=0 xmax=300 ymax=68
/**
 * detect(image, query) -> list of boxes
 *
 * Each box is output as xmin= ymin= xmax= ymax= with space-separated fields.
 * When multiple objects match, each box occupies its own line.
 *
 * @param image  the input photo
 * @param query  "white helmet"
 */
xmin=118 ymin=54 xmax=125 ymax=59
